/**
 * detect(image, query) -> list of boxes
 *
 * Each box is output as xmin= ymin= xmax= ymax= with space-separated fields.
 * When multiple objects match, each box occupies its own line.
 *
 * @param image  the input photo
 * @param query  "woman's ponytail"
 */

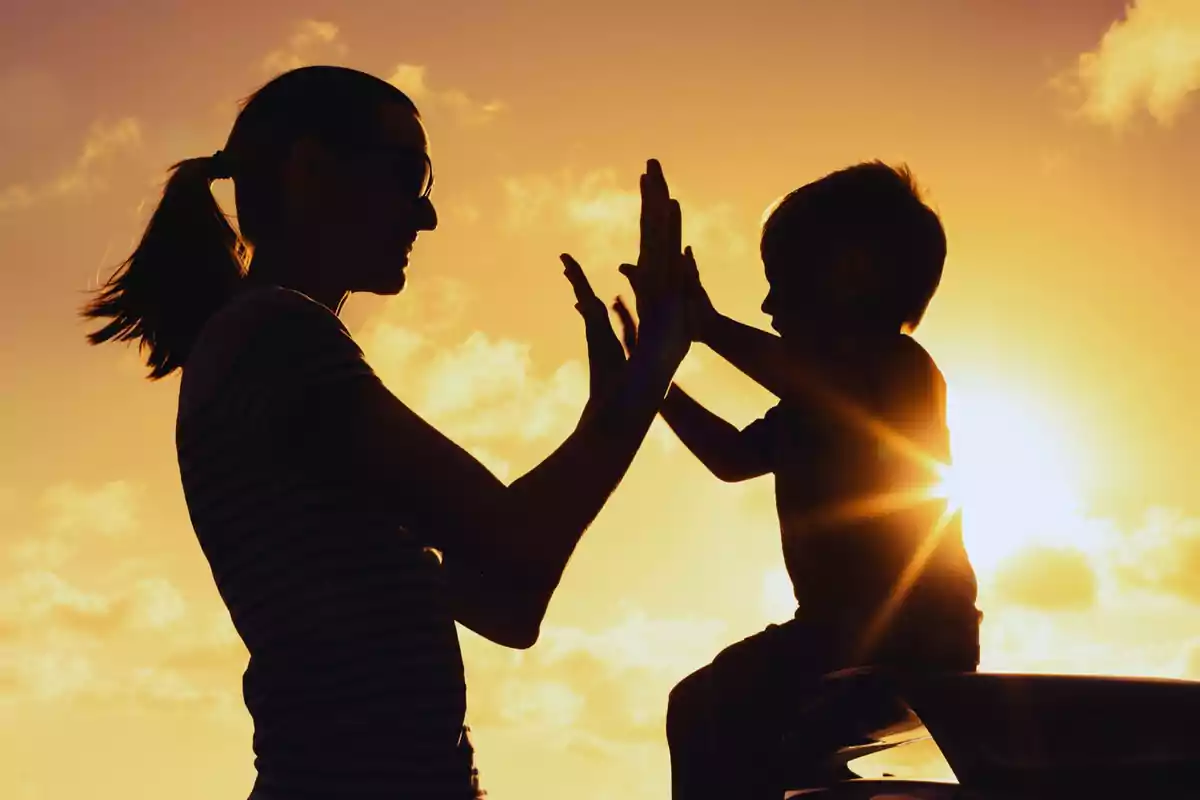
xmin=82 ymin=152 xmax=246 ymax=379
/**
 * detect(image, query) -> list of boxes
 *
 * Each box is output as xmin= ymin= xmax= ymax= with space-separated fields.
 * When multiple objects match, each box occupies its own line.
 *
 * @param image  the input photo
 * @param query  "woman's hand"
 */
xmin=560 ymin=253 xmax=627 ymax=423
xmin=618 ymin=159 xmax=691 ymax=365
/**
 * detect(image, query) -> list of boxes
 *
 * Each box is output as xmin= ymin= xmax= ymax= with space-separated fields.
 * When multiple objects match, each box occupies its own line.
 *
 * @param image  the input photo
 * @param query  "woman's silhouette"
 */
xmin=82 ymin=65 xmax=692 ymax=798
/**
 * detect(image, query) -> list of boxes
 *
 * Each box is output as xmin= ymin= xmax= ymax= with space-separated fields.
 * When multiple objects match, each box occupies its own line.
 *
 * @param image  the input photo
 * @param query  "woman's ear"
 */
xmin=280 ymin=136 xmax=337 ymax=221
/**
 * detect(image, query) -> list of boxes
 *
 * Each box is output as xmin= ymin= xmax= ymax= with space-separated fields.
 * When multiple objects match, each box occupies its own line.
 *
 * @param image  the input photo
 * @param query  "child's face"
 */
xmin=761 ymin=232 xmax=887 ymax=341
xmin=760 ymin=234 xmax=845 ymax=340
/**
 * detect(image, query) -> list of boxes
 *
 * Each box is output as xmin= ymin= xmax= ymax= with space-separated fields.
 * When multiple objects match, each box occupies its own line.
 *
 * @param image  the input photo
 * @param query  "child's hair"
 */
xmin=760 ymin=161 xmax=946 ymax=333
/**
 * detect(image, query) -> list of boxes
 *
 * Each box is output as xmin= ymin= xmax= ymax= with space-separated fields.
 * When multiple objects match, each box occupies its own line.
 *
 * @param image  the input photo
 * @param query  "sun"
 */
xmin=758 ymin=378 xmax=1099 ymax=621
xmin=934 ymin=382 xmax=1095 ymax=574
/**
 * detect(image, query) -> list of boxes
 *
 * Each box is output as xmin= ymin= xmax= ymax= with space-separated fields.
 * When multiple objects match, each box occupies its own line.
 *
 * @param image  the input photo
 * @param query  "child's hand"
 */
xmin=681 ymin=245 xmax=718 ymax=341
xmin=612 ymin=296 xmax=638 ymax=356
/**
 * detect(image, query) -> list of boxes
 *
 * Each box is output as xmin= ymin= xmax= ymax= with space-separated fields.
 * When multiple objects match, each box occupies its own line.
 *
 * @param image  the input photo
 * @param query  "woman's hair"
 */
xmin=82 ymin=66 xmax=418 ymax=379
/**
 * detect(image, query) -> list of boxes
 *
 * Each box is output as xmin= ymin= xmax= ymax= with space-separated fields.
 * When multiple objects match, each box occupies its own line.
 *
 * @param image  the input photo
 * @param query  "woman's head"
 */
xmin=83 ymin=65 xmax=437 ymax=379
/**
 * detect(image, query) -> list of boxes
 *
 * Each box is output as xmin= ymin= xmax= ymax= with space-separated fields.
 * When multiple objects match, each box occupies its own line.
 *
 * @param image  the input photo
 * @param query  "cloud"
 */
xmin=0 ymin=571 xmax=118 ymax=639
xmin=992 ymin=545 xmax=1098 ymax=611
xmin=1067 ymin=0 xmax=1200 ymax=127
xmin=41 ymin=481 xmax=139 ymax=539
xmin=500 ymin=168 xmax=753 ymax=292
xmin=2 ymin=649 xmax=98 ymax=701
xmin=357 ymin=278 xmax=693 ymax=463
xmin=424 ymin=334 xmax=588 ymax=441
xmin=0 ymin=646 xmax=238 ymax=713
xmin=465 ymin=446 xmax=513 ymax=482
xmin=361 ymin=318 xmax=588 ymax=446
xmin=159 ymin=609 xmax=247 ymax=674
xmin=358 ymin=281 xmax=591 ymax=453
xmin=494 ymin=167 xmax=749 ymax=403
xmin=1110 ymin=507 xmax=1200 ymax=602
xmin=0 ymin=118 xmax=141 ymax=213
xmin=1185 ymin=641 xmax=1200 ymax=678
xmin=261 ymin=20 xmax=347 ymax=75
xmin=387 ymin=64 xmax=505 ymax=125
xmin=0 ymin=571 xmax=185 ymax=641
xmin=0 ymin=560 xmax=239 ymax=713
xmin=120 ymin=577 xmax=188 ymax=631
xmin=460 ymin=611 xmax=727 ymax=744
xmin=8 ymin=481 xmax=141 ymax=568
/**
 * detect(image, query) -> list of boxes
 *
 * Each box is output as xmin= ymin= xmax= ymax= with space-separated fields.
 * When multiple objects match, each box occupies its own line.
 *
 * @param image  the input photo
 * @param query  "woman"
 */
xmin=82 ymin=65 xmax=691 ymax=798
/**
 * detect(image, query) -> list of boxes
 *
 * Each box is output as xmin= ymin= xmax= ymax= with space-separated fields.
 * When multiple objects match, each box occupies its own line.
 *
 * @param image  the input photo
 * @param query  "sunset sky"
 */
xmin=4 ymin=1 xmax=1200 ymax=797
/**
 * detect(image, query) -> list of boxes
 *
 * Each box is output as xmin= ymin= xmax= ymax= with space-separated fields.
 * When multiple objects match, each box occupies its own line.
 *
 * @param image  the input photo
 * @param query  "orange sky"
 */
xmin=5 ymin=2 xmax=1200 ymax=798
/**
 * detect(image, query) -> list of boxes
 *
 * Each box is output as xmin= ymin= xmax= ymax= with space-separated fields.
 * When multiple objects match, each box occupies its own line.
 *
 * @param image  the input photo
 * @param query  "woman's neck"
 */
xmin=246 ymin=246 xmax=349 ymax=315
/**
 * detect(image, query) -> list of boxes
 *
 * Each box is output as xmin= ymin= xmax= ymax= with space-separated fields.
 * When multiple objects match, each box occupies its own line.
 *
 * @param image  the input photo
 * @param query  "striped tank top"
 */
xmin=176 ymin=285 xmax=482 ymax=798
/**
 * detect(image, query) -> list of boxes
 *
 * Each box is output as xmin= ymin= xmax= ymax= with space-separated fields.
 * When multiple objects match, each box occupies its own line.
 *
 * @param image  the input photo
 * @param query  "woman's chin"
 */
xmin=383 ymin=270 xmax=407 ymax=294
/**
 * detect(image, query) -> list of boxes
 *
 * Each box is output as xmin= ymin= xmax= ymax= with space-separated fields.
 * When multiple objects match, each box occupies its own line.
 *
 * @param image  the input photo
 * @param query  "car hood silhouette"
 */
xmin=782 ymin=669 xmax=1200 ymax=798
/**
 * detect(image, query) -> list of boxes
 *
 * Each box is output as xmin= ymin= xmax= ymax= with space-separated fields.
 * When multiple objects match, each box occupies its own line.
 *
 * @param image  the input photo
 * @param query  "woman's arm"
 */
xmin=299 ymin=161 xmax=689 ymax=649
xmin=290 ymin=310 xmax=683 ymax=649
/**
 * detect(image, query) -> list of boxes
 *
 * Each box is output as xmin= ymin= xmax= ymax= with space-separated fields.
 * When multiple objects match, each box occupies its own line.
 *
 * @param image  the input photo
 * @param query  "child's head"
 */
xmin=759 ymin=161 xmax=945 ymax=339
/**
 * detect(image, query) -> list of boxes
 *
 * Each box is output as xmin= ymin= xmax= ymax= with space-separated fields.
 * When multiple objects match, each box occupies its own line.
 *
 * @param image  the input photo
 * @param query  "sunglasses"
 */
xmin=359 ymin=145 xmax=435 ymax=200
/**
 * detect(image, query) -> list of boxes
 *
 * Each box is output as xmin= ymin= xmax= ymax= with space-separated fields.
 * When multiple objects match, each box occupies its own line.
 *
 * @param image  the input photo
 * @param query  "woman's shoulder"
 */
xmin=219 ymin=284 xmax=347 ymax=336
xmin=180 ymin=284 xmax=360 ymax=411
xmin=198 ymin=284 xmax=353 ymax=356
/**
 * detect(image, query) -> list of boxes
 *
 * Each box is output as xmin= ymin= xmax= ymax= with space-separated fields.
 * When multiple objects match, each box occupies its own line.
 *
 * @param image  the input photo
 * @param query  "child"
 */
xmin=652 ymin=162 xmax=981 ymax=800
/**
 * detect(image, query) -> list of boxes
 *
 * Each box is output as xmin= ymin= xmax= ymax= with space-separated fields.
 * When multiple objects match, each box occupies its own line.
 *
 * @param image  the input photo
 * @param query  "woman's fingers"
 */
xmin=560 ymin=253 xmax=596 ymax=299
xmin=561 ymin=254 xmax=609 ymax=321
xmin=639 ymin=170 xmax=665 ymax=277
xmin=645 ymin=159 xmax=670 ymax=200
xmin=668 ymin=199 xmax=682 ymax=260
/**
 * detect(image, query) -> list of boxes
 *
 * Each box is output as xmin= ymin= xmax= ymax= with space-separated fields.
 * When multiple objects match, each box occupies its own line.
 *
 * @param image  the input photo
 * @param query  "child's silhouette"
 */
xmin=626 ymin=162 xmax=981 ymax=800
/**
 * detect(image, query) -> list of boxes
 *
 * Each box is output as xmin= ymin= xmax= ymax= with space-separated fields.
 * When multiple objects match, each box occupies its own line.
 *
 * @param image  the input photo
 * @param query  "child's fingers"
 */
xmin=613 ymin=296 xmax=636 ymax=329
xmin=683 ymin=245 xmax=700 ymax=281
xmin=612 ymin=296 xmax=638 ymax=352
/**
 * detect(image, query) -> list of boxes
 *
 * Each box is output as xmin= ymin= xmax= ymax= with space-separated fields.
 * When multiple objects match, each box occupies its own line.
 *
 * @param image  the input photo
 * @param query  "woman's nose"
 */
xmin=416 ymin=197 xmax=438 ymax=231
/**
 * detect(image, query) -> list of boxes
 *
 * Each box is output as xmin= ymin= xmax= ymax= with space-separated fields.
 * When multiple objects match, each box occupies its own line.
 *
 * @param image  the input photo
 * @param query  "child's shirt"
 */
xmin=739 ymin=334 xmax=978 ymax=628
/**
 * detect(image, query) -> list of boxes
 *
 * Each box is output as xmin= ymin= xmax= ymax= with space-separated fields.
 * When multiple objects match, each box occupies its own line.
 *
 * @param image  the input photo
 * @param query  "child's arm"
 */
xmin=698 ymin=312 xmax=813 ymax=404
xmin=660 ymin=384 xmax=772 ymax=483
xmin=674 ymin=246 xmax=808 ymax=404
xmin=611 ymin=296 xmax=771 ymax=483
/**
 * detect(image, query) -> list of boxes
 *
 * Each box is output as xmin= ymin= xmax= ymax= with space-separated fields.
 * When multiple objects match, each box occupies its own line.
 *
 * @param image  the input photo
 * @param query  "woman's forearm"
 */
xmin=499 ymin=340 xmax=681 ymax=621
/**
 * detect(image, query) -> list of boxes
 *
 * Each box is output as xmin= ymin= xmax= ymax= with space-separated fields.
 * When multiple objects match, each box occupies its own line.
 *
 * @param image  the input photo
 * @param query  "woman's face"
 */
xmin=307 ymin=102 xmax=438 ymax=295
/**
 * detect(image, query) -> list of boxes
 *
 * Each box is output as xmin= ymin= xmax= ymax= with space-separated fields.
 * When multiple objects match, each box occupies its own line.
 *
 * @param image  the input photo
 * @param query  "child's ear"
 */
xmin=830 ymin=245 xmax=876 ymax=301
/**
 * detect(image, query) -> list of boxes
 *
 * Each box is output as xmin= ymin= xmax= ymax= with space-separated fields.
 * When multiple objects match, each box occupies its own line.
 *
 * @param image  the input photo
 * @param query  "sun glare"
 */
xmin=938 ymin=384 xmax=1093 ymax=574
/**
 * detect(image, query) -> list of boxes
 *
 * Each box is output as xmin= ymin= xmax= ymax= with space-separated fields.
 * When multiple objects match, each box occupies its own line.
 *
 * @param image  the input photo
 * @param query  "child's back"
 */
xmin=749 ymin=333 xmax=976 ymax=650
